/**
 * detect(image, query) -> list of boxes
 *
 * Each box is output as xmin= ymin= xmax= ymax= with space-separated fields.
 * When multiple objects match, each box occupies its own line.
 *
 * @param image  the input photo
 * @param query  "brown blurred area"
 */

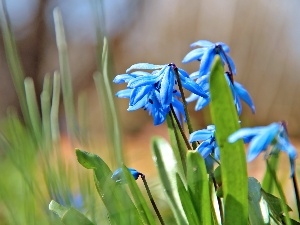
xmin=0 ymin=0 xmax=300 ymax=136
xmin=1 ymin=0 xmax=300 ymax=135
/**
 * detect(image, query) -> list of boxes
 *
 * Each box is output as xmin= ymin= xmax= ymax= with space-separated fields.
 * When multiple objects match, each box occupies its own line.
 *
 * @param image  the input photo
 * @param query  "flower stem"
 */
xmin=171 ymin=64 xmax=197 ymax=149
xmin=217 ymin=45 xmax=234 ymax=84
xmin=292 ymin=173 xmax=300 ymax=220
xmin=170 ymin=105 xmax=191 ymax=150
xmin=140 ymin=174 xmax=165 ymax=225
xmin=168 ymin=111 xmax=187 ymax=175
xmin=266 ymin=160 xmax=291 ymax=225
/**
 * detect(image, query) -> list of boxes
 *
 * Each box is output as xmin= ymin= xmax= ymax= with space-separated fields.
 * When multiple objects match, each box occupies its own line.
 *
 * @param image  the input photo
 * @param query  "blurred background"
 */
xmin=0 ymin=0 xmax=300 ymax=223
xmin=1 ymin=0 xmax=300 ymax=134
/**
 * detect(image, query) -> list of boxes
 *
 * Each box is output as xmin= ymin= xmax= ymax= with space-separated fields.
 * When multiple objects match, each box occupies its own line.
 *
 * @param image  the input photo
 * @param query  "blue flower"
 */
xmin=114 ymin=63 xmax=208 ymax=125
xmin=228 ymin=122 xmax=297 ymax=176
xmin=186 ymin=72 xmax=255 ymax=114
xmin=182 ymin=40 xmax=236 ymax=76
xmin=111 ymin=168 xmax=140 ymax=183
xmin=189 ymin=125 xmax=220 ymax=160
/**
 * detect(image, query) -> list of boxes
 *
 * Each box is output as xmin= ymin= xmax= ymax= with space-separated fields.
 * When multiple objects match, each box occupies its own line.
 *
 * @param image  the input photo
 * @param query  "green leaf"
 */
xmin=186 ymin=151 xmax=213 ymax=225
xmin=122 ymin=165 xmax=156 ymax=225
xmin=248 ymin=177 xmax=270 ymax=225
xmin=151 ymin=137 xmax=188 ymax=225
xmin=262 ymin=189 xmax=292 ymax=223
xmin=76 ymin=149 xmax=143 ymax=225
xmin=49 ymin=200 xmax=94 ymax=225
xmin=209 ymin=56 xmax=248 ymax=224
xmin=176 ymin=173 xmax=200 ymax=225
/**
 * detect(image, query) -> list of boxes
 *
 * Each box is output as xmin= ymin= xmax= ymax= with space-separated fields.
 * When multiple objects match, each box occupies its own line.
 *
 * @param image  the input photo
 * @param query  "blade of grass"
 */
xmin=176 ymin=173 xmax=200 ymax=225
xmin=41 ymin=74 xmax=53 ymax=151
xmin=209 ymin=56 xmax=248 ymax=225
xmin=53 ymin=8 xmax=77 ymax=141
xmin=151 ymin=137 xmax=188 ymax=225
xmin=93 ymin=38 xmax=123 ymax=167
xmin=0 ymin=0 xmax=30 ymax=126
xmin=186 ymin=151 xmax=213 ymax=225
xmin=24 ymin=77 xmax=42 ymax=145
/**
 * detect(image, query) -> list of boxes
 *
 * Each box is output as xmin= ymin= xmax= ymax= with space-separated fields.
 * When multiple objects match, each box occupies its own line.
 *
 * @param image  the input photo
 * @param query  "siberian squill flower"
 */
xmin=111 ymin=168 xmax=140 ymax=183
xmin=182 ymin=40 xmax=236 ymax=76
xmin=113 ymin=63 xmax=208 ymax=125
xmin=189 ymin=125 xmax=220 ymax=160
xmin=186 ymin=72 xmax=255 ymax=114
xmin=228 ymin=122 xmax=297 ymax=176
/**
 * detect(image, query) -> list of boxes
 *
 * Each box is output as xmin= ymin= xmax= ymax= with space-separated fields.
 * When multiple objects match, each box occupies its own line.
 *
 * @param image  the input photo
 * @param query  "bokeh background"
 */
xmin=1 ymin=0 xmax=300 ymax=134
xmin=0 ymin=0 xmax=300 ymax=223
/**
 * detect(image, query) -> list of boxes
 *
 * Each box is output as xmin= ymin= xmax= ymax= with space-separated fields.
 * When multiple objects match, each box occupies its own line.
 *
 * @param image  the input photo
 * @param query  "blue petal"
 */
xmin=217 ymin=42 xmax=230 ymax=53
xmin=113 ymin=74 xmax=138 ymax=84
xmin=115 ymin=89 xmax=132 ymax=98
xmin=228 ymin=127 xmax=265 ymax=143
xmin=129 ymin=85 xmax=153 ymax=106
xmin=127 ymin=73 xmax=161 ymax=88
xmin=190 ymin=40 xmax=214 ymax=48
xmin=180 ymin=75 xmax=208 ymax=98
xmin=111 ymin=168 xmax=140 ymax=183
xmin=128 ymin=168 xmax=140 ymax=180
xmin=234 ymin=82 xmax=256 ymax=113
xmin=186 ymin=93 xmax=200 ymax=103
xmin=224 ymin=54 xmax=237 ymax=75
xmin=189 ymin=129 xmax=213 ymax=142
xmin=276 ymin=137 xmax=297 ymax=160
xmin=189 ymin=71 xmax=200 ymax=79
xmin=247 ymin=123 xmax=280 ymax=161
xmin=177 ymin=68 xmax=190 ymax=78
xmin=126 ymin=63 xmax=165 ymax=73
xmin=195 ymin=96 xmax=210 ymax=111
xmin=197 ymin=139 xmax=214 ymax=158
xmin=172 ymin=97 xmax=185 ymax=116
xmin=128 ymin=96 xmax=148 ymax=111
xmin=160 ymin=66 xmax=174 ymax=109
xmin=199 ymin=47 xmax=215 ymax=76
xmin=182 ymin=48 xmax=206 ymax=63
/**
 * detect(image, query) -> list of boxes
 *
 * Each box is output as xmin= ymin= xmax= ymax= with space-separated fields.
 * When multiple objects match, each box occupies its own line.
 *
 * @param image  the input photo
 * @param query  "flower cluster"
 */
xmin=113 ymin=63 xmax=207 ymax=125
xmin=113 ymin=39 xmax=297 ymax=178
xmin=229 ymin=122 xmax=297 ymax=176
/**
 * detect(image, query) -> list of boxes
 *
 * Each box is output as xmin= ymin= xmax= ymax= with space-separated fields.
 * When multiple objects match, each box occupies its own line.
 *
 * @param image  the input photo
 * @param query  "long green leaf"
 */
xmin=0 ymin=1 xmax=30 ymax=126
xmin=24 ymin=77 xmax=42 ymax=144
xmin=49 ymin=200 xmax=94 ymax=225
xmin=53 ymin=8 xmax=76 ymax=140
xmin=122 ymin=165 xmax=156 ymax=225
xmin=176 ymin=173 xmax=200 ymax=225
xmin=209 ymin=56 xmax=248 ymax=224
xmin=186 ymin=151 xmax=213 ymax=225
xmin=76 ymin=149 xmax=142 ymax=225
xmin=151 ymin=137 xmax=188 ymax=225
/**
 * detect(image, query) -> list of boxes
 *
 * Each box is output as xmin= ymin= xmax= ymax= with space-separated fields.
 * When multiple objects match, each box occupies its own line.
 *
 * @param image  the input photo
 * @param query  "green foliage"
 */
xmin=151 ymin=137 xmax=188 ymax=224
xmin=209 ymin=56 xmax=248 ymax=224
xmin=76 ymin=149 xmax=143 ymax=224
xmin=0 ymin=1 xmax=298 ymax=224
xmin=186 ymin=151 xmax=213 ymax=225
xmin=49 ymin=200 xmax=94 ymax=225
